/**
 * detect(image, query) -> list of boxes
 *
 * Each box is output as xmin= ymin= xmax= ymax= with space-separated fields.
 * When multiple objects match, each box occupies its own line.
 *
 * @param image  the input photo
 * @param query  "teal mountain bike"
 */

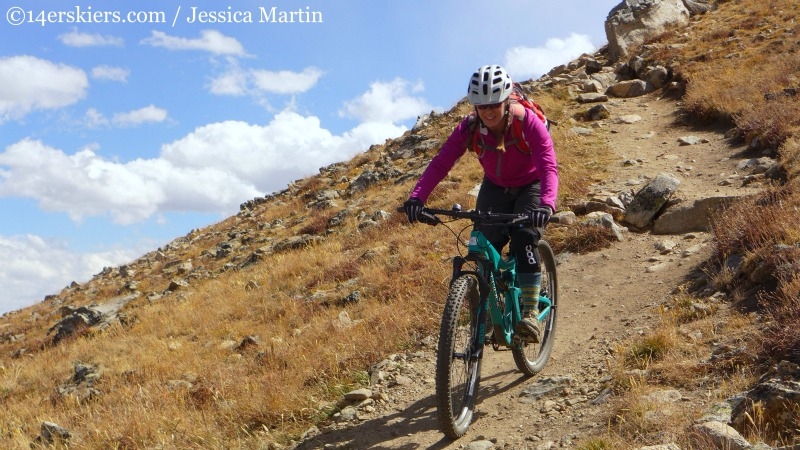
xmin=411 ymin=205 xmax=558 ymax=439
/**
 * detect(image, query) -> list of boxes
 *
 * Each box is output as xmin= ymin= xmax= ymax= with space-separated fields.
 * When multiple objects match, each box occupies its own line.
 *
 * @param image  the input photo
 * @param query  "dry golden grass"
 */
xmin=710 ymin=184 xmax=800 ymax=293
xmin=609 ymin=380 xmax=702 ymax=445
xmin=605 ymin=300 xmax=763 ymax=448
xmin=547 ymin=224 xmax=619 ymax=255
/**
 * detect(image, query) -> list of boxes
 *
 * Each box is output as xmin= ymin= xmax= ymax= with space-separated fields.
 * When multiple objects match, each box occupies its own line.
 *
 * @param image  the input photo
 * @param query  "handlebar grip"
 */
xmin=418 ymin=211 xmax=440 ymax=225
xmin=396 ymin=206 xmax=440 ymax=225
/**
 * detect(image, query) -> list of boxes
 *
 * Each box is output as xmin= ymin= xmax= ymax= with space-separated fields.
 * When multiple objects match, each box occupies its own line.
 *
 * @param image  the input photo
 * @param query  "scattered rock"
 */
xmin=623 ymin=173 xmax=681 ymax=229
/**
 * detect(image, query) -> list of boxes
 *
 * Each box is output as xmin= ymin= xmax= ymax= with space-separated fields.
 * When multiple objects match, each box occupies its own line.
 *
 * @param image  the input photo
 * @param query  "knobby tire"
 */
xmin=435 ymin=274 xmax=482 ymax=439
xmin=512 ymin=239 xmax=559 ymax=376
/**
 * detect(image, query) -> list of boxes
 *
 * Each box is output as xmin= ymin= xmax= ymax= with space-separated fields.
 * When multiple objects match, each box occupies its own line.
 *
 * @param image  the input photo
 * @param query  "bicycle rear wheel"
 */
xmin=436 ymin=274 xmax=482 ymax=439
xmin=512 ymin=239 xmax=558 ymax=376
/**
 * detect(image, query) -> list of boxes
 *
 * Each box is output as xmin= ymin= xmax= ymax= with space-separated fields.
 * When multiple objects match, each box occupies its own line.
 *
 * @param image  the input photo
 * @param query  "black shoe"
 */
xmin=515 ymin=317 xmax=541 ymax=343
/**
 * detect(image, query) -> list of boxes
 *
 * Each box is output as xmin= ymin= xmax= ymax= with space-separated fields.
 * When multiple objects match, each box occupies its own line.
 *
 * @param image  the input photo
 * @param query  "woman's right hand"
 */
xmin=403 ymin=198 xmax=424 ymax=223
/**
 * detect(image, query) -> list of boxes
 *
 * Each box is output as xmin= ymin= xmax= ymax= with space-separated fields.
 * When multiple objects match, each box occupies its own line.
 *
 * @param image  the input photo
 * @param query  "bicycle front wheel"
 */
xmin=512 ymin=239 xmax=559 ymax=376
xmin=435 ymin=274 xmax=482 ymax=439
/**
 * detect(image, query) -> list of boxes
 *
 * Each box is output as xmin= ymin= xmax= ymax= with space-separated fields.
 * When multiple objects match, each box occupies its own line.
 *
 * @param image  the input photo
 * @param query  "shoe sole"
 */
xmin=515 ymin=325 xmax=541 ymax=344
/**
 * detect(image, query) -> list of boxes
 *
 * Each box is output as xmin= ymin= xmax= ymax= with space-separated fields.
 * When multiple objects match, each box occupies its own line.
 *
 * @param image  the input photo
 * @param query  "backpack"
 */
xmin=467 ymin=82 xmax=553 ymax=155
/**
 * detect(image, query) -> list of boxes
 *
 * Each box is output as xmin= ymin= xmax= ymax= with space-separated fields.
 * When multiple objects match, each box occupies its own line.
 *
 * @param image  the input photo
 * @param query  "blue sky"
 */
xmin=0 ymin=0 xmax=620 ymax=314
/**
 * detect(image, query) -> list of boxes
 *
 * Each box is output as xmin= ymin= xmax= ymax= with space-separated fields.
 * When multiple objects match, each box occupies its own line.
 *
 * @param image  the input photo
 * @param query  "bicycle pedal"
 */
xmin=512 ymin=334 xmax=530 ymax=345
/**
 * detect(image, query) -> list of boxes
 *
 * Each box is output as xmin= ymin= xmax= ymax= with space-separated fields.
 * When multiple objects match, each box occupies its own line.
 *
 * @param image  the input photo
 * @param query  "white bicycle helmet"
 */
xmin=467 ymin=65 xmax=513 ymax=105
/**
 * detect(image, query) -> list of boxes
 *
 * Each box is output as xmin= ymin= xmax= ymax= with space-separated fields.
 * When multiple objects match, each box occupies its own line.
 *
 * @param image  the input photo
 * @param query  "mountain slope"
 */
xmin=3 ymin=1 xmax=800 ymax=448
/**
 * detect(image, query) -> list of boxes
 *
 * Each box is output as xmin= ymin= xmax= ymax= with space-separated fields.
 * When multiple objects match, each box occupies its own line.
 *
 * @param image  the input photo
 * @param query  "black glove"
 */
xmin=403 ymin=198 xmax=424 ymax=223
xmin=530 ymin=206 xmax=552 ymax=228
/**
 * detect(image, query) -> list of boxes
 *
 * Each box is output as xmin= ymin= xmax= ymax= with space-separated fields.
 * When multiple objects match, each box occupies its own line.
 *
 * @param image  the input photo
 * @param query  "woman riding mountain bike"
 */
xmin=403 ymin=64 xmax=559 ymax=342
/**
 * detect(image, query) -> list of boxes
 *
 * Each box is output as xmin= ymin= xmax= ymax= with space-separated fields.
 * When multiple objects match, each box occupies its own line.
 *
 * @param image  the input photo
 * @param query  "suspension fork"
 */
xmin=452 ymin=255 xmax=491 ymax=353
xmin=452 ymin=255 xmax=491 ymax=305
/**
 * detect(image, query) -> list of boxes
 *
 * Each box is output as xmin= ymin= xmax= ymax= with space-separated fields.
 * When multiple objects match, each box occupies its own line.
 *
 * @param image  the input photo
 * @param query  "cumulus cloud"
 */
xmin=209 ymin=65 xmax=323 ymax=96
xmin=141 ymin=30 xmax=247 ymax=56
xmin=59 ymin=29 xmax=124 ymax=47
xmin=250 ymin=67 xmax=324 ymax=94
xmin=0 ymin=55 xmax=88 ymax=123
xmin=504 ymin=33 xmax=597 ymax=80
xmin=83 ymin=108 xmax=109 ymax=127
xmin=0 ymin=138 xmax=261 ymax=224
xmin=0 ymin=234 xmax=138 ymax=313
xmin=159 ymin=111 xmax=398 ymax=194
xmin=0 ymin=77 xmax=430 ymax=225
xmin=81 ymin=105 xmax=168 ymax=128
xmin=339 ymin=79 xmax=432 ymax=123
xmin=112 ymin=105 xmax=168 ymax=126
xmin=209 ymin=69 xmax=249 ymax=96
xmin=92 ymin=65 xmax=130 ymax=82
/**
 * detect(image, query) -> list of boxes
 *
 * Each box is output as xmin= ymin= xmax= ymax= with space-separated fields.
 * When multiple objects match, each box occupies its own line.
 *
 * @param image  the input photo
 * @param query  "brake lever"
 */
xmin=419 ymin=211 xmax=441 ymax=226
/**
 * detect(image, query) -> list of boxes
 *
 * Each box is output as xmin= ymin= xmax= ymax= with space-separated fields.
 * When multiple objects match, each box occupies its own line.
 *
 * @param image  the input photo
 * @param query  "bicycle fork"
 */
xmin=451 ymin=255 xmax=490 ymax=359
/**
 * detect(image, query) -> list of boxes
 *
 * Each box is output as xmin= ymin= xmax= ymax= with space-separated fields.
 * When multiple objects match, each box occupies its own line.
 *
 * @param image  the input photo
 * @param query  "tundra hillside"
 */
xmin=1 ymin=0 xmax=799 ymax=448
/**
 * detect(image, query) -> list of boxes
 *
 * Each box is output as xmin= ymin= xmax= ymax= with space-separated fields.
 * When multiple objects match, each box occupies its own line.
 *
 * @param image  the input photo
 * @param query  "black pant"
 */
xmin=475 ymin=178 xmax=542 ymax=273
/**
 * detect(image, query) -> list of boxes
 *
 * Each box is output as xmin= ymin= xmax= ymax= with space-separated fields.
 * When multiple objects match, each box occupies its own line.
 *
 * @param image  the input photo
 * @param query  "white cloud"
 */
xmin=92 ymin=65 xmax=129 ymax=82
xmin=340 ymin=78 xmax=432 ymax=123
xmin=59 ymin=29 xmax=124 ymax=47
xmin=209 ymin=65 xmax=323 ymax=96
xmin=112 ymin=105 xmax=168 ymax=126
xmin=160 ymin=112 xmax=370 ymax=193
xmin=81 ymin=105 xmax=168 ymax=128
xmin=209 ymin=69 xmax=248 ymax=96
xmin=141 ymin=30 xmax=247 ymax=56
xmin=0 ymin=110 xmax=409 ymax=227
xmin=83 ymin=108 xmax=109 ymax=128
xmin=0 ymin=139 xmax=260 ymax=224
xmin=0 ymin=55 xmax=88 ymax=123
xmin=0 ymin=77 xmax=422 ymax=225
xmin=504 ymin=33 xmax=598 ymax=80
xmin=0 ymin=234 xmax=138 ymax=314
xmin=250 ymin=67 xmax=324 ymax=94
xmin=342 ymin=121 xmax=407 ymax=151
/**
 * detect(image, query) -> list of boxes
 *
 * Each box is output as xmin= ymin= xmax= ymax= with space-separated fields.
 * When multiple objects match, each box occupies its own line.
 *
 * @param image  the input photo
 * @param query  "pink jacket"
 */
xmin=410 ymin=106 xmax=559 ymax=211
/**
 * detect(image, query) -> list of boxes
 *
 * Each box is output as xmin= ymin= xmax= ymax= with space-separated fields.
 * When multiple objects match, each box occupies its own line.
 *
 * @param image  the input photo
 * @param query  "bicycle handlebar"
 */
xmin=422 ymin=207 xmax=533 ymax=225
xmin=398 ymin=205 xmax=551 ymax=227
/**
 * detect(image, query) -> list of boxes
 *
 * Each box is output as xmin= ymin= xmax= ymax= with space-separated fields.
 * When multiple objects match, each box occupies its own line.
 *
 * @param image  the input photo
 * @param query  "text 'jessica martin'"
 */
xmin=185 ymin=6 xmax=323 ymax=24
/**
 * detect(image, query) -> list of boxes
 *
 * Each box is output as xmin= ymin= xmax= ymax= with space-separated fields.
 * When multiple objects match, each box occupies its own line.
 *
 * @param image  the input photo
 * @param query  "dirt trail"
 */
xmin=294 ymin=94 xmax=762 ymax=449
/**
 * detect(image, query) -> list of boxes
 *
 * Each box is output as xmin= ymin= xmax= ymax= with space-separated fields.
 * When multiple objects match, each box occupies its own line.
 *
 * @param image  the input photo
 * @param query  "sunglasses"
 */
xmin=476 ymin=102 xmax=504 ymax=111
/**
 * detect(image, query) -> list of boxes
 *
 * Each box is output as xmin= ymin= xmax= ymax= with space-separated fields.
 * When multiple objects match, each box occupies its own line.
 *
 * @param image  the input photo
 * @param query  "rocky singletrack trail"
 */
xmin=293 ymin=93 xmax=763 ymax=449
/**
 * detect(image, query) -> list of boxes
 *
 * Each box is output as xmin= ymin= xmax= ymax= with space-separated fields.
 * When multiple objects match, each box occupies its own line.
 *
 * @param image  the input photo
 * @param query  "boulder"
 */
xmin=653 ymin=196 xmax=740 ymax=234
xmin=731 ymin=361 xmax=800 ymax=441
xmin=605 ymin=0 xmax=691 ymax=62
xmin=623 ymin=173 xmax=681 ymax=228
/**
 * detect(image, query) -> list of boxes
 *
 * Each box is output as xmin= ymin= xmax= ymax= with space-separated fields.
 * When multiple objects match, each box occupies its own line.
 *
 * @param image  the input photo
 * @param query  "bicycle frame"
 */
xmin=453 ymin=227 xmax=553 ymax=348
